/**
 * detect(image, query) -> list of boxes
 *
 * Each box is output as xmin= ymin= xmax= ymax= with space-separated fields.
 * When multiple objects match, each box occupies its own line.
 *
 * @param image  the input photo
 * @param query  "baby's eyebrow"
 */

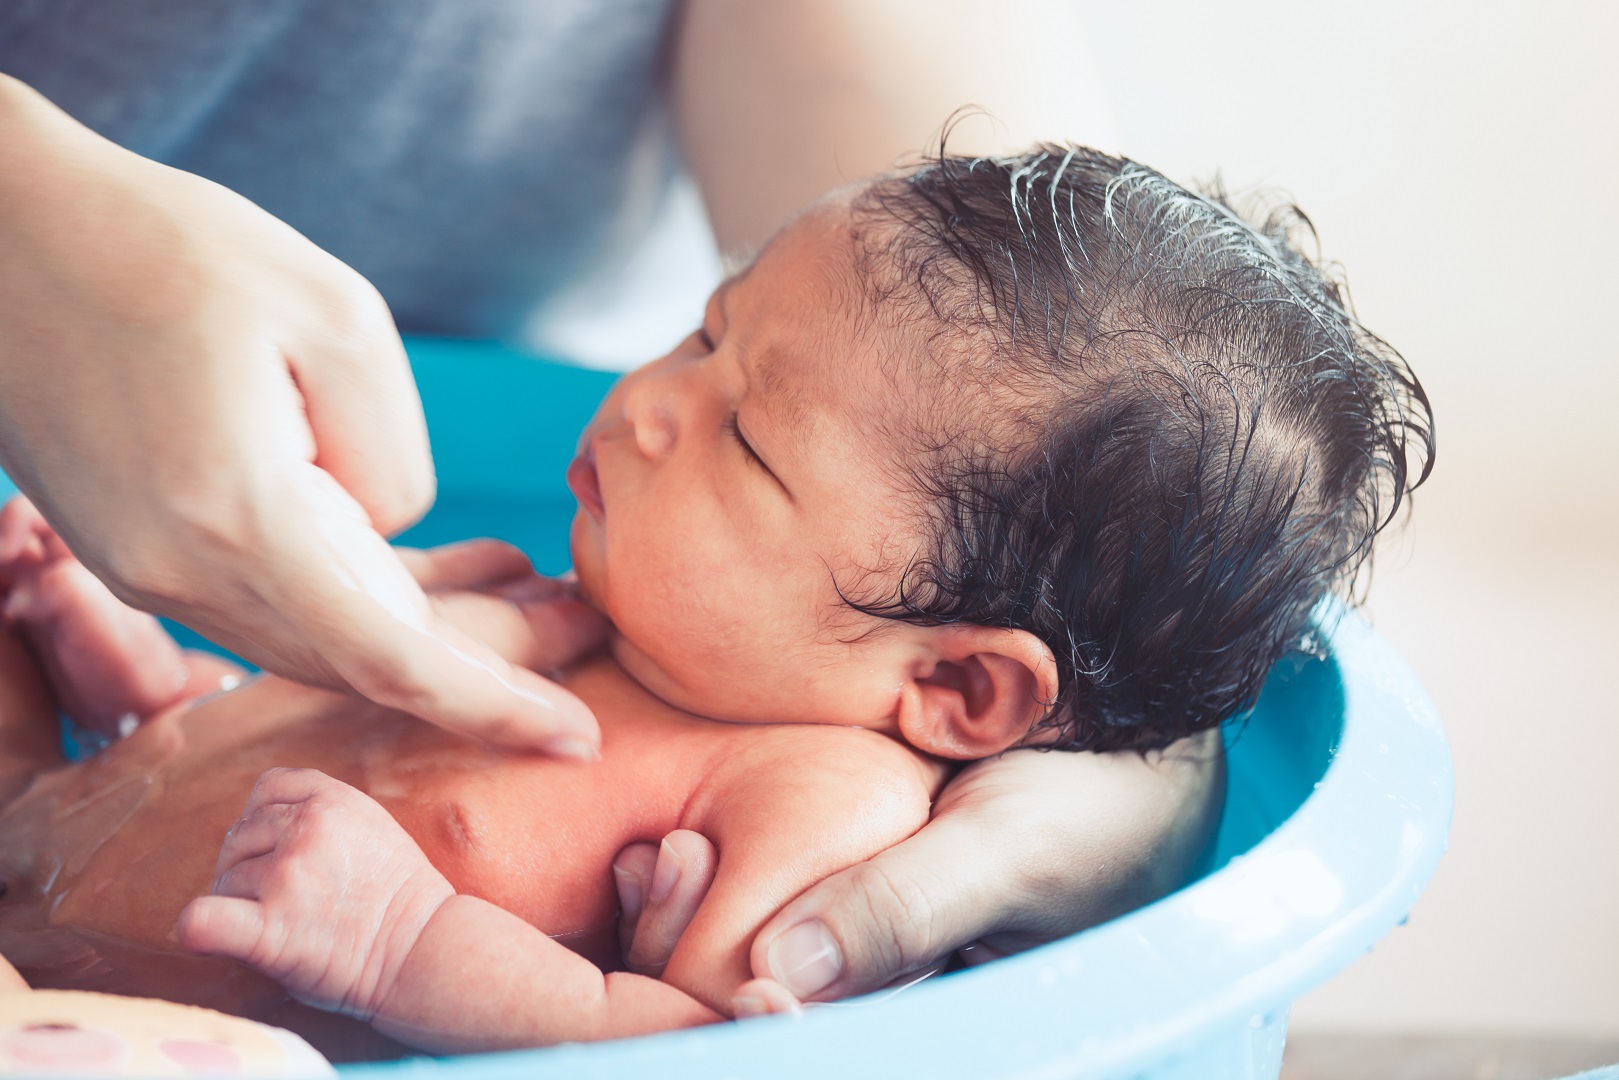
xmin=743 ymin=342 xmax=813 ymax=446
xmin=713 ymin=261 xmax=758 ymax=310
xmin=718 ymin=275 xmax=812 ymax=445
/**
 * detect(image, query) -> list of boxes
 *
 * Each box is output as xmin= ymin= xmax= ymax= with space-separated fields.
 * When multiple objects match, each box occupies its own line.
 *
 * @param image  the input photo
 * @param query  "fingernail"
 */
xmin=613 ymin=863 xmax=644 ymax=922
xmin=768 ymin=921 xmax=842 ymax=999
xmin=540 ymin=735 xmax=599 ymax=761
xmin=732 ymin=986 xmax=804 ymax=1019
xmin=732 ymin=995 xmax=767 ymax=1019
xmin=649 ymin=837 xmax=683 ymax=904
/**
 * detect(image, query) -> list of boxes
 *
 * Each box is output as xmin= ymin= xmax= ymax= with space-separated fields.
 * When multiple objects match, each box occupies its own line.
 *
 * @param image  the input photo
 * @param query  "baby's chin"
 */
xmin=566 ymin=518 xmax=730 ymax=720
xmin=566 ymin=512 xmax=607 ymax=613
xmin=604 ymin=632 xmax=730 ymax=721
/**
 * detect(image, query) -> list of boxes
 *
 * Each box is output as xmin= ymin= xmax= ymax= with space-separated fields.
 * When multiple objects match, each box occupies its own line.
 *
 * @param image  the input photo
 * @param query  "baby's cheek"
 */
xmin=597 ymin=495 xmax=830 ymax=702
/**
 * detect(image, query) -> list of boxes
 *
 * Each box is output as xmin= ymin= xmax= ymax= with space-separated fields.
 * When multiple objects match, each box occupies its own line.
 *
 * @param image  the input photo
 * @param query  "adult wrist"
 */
xmin=0 ymin=74 xmax=69 ymax=210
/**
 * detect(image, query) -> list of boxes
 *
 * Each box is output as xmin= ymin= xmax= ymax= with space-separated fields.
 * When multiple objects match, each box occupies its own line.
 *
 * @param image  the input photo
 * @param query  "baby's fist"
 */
xmin=177 ymin=767 xmax=454 ymax=1020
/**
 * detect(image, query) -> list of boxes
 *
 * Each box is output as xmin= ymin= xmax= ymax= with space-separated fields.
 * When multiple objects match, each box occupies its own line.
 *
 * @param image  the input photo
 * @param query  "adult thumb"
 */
xmin=284 ymin=291 xmax=435 ymax=538
xmin=749 ymin=814 xmax=1004 ymax=1002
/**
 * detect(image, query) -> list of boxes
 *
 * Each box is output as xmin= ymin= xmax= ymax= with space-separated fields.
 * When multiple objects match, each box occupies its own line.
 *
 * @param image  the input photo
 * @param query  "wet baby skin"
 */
xmin=1 ymin=200 xmax=1077 ymax=1059
xmin=0 ymin=529 xmax=947 ymax=1060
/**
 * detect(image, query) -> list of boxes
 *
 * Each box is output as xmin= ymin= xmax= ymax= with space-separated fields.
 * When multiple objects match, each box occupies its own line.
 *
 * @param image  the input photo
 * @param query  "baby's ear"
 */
xmin=895 ymin=626 xmax=1058 ymax=760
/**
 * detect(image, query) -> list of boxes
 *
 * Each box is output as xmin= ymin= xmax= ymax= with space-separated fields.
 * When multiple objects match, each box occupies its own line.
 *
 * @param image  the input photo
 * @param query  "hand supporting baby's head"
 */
xmin=571 ymin=145 xmax=1433 ymax=756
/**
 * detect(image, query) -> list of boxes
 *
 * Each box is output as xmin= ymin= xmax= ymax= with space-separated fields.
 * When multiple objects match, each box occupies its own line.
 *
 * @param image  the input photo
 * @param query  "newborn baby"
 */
xmin=0 ymin=511 xmax=946 ymax=1060
xmin=0 ymin=147 xmax=1430 ymax=1059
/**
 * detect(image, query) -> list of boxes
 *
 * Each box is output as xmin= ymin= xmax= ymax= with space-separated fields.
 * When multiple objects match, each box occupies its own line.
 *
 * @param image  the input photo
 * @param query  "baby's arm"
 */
xmin=177 ymin=768 xmax=719 ymax=1054
xmin=369 ymin=895 xmax=719 ymax=1052
xmin=656 ymin=730 xmax=941 ymax=1008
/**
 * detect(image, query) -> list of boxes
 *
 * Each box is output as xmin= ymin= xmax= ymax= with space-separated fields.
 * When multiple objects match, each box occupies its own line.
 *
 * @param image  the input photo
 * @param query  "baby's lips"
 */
xmin=565 ymin=446 xmax=605 ymax=520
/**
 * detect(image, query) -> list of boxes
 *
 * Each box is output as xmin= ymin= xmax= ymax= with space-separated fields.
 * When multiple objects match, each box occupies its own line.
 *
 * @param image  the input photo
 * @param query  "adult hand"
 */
xmin=0 ymin=75 xmax=600 ymax=756
xmin=614 ymin=734 xmax=1224 ymax=999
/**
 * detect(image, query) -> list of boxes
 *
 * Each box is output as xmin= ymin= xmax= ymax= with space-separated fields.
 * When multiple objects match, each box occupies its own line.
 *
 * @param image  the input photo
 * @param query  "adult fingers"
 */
xmin=619 ymin=830 xmax=717 ymax=977
xmin=176 ymin=651 xmax=248 ymax=699
xmin=750 ymin=738 xmax=1227 ymax=1002
xmin=749 ymin=811 xmax=1005 ymax=1002
xmin=207 ymin=467 xmax=601 ymax=756
xmin=731 ymin=978 xmax=802 ymax=1019
xmin=613 ymin=842 xmax=658 ymax=962
xmin=403 ymin=542 xmax=608 ymax=677
xmin=349 ymin=608 xmax=600 ymax=755
xmin=395 ymin=540 xmax=536 ymax=594
xmin=284 ymin=293 xmax=434 ymax=538
xmin=0 ymin=89 xmax=586 ymax=749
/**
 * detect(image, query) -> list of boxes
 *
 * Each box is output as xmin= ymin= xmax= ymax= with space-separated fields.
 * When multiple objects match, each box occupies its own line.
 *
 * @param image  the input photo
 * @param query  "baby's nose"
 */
xmin=622 ymin=376 xmax=679 ymax=460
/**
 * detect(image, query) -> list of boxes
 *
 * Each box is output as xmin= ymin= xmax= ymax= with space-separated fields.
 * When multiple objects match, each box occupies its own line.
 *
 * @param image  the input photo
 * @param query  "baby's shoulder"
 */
xmin=738 ymin=722 xmax=939 ymax=786
xmin=688 ymin=725 xmax=948 ymax=853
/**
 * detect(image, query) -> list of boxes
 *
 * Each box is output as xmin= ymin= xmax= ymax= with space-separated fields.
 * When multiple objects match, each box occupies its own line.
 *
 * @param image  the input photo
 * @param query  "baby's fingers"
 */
xmin=176 ymin=895 xmax=269 ymax=962
xmin=213 ymin=802 xmax=298 ymax=880
xmin=239 ymin=766 xmax=336 ymax=816
xmin=210 ymin=851 xmax=284 ymax=903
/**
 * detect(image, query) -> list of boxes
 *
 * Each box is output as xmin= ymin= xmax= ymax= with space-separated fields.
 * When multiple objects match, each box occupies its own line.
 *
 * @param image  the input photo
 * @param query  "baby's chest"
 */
xmin=372 ymin=749 xmax=702 ymax=954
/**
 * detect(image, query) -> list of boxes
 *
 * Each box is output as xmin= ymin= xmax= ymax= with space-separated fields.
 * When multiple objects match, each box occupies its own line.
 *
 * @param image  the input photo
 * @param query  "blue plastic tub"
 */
xmin=0 ymin=338 xmax=1454 ymax=1079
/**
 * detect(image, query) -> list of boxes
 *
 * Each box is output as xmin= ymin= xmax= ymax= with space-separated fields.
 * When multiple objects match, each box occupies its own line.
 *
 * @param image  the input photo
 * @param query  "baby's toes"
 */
xmin=0 ymin=496 xmax=51 ymax=572
xmin=17 ymin=556 xmax=190 ymax=734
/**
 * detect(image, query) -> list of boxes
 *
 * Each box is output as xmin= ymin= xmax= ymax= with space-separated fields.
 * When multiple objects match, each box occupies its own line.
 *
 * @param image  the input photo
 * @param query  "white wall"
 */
xmin=1072 ymin=0 xmax=1619 ymax=1033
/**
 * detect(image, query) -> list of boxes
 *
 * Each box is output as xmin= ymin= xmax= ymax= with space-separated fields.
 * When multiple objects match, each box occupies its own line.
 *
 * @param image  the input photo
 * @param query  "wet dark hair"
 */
xmin=844 ymin=145 xmax=1434 ymax=752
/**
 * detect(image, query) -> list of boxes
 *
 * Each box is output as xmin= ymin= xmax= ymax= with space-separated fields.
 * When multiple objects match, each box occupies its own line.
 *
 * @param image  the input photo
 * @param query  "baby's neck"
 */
xmin=593 ymin=625 xmax=912 ymax=745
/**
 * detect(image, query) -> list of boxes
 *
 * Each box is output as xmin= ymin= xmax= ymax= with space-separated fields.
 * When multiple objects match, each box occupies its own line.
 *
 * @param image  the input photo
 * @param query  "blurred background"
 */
xmin=1063 ymin=0 xmax=1618 ymax=1072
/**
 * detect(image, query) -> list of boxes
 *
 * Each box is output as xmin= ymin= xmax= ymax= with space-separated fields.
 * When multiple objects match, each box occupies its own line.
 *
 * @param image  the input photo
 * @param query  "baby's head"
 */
xmin=569 ymin=146 xmax=1433 ymax=757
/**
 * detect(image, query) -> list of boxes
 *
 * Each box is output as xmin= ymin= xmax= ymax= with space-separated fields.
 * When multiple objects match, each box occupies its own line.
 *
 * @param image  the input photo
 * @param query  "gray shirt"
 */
xmin=0 ymin=0 xmax=719 ymax=367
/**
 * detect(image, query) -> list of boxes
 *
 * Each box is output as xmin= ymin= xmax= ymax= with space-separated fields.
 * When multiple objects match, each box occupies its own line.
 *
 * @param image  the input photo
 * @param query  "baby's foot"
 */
xmin=0 ymin=497 xmax=242 ymax=736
